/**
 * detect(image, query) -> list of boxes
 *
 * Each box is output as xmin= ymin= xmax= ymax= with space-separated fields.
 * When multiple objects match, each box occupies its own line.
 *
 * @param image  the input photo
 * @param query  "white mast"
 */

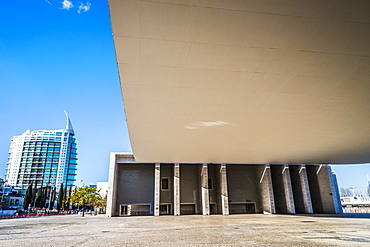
xmin=64 ymin=110 xmax=74 ymax=134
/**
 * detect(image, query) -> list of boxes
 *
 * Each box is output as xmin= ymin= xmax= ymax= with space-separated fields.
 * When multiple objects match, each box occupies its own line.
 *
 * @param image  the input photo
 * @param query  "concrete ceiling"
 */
xmin=109 ymin=0 xmax=370 ymax=164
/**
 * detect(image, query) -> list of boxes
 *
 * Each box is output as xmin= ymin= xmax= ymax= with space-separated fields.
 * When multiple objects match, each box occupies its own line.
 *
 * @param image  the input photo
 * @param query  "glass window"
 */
xmin=161 ymin=178 xmax=169 ymax=190
xmin=160 ymin=204 xmax=171 ymax=215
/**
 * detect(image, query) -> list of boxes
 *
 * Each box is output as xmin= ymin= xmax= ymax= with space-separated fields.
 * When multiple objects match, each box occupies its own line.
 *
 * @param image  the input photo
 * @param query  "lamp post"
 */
xmin=82 ymin=191 xmax=86 ymax=217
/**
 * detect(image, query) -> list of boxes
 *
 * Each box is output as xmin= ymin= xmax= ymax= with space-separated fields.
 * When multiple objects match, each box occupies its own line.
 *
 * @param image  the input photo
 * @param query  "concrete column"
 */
xmin=299 ymin=165 xmax=313 ymax=213
xmin=220 ymin=163 xmax=229 ymax=215
xmin=201 ymin=163 xmax=210 ymax=215
xmin=106 ymin=153 xmax=118 ymax=217
xmin=154 ymin=163 xmax=160 ymax=216
xmin=174 ymin=163 xmax=180 ymax=216
xmin=282 ymin=165 xmax=295 ymax=214
xmin=126 ymin=205 xmax=132 ymax=216
xmin=327 ymin=165 xmax=343 ymax=214
xmin=259 ymin=164 xmax=275 ymax=214
xmin=307 ymin=164 xmax=339 ymax=213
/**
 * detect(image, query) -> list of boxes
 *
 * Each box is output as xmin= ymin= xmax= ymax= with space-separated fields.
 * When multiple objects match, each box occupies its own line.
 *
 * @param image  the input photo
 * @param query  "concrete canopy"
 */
xmin=109 ymin=0 xmax=370 ymax=164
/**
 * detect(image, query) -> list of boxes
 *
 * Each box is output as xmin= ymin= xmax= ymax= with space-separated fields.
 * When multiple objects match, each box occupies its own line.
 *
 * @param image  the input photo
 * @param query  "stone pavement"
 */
xmin=0 ymin=214 xmax=369 ymax=246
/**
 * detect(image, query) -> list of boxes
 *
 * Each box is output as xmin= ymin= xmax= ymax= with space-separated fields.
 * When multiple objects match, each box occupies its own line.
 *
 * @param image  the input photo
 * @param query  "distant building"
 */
xmin=97 ymin=182 xmax=108 ymax=198
xmin=5 ymin=112 xmax=77 ymax=190
xmin=0 ymin=178 xmax=25 ymax=211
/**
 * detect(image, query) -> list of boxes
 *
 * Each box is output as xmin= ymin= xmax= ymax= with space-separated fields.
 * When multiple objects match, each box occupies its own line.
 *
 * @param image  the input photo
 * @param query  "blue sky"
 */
xmin=0 ymin=0 xmax=132 ymax=186
xmin=0 ymin=0 xmax=369 ymax=192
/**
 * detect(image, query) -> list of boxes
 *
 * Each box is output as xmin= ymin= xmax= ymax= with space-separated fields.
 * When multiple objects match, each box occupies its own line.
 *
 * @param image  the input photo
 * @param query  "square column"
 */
xmin=258 ymin=164 xmax=276 ymax=214
xmin=106 ymin=153 xmax=119 ymax=217
xmin=220 ymin=163 xmax=229 ymax=215
xmin=299 ymin=165 xmax=313 ymax=213
xmin=282 ymin=165 xmax=296 ymax=214
xmin=201 ymin=163 xmax=210 ymax=215
xmin=154 ymin=163 xmax=160 ymax=216
xmin=174 ymin=163 xmax=180 ymax=216
xmin=327 ymin=165 xmax=343 ymax=214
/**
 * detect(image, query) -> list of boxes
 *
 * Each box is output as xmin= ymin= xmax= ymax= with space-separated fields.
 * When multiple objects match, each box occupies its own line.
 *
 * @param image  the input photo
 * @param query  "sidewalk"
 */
xmin=1 ymin=214 xmax=370 ymax=246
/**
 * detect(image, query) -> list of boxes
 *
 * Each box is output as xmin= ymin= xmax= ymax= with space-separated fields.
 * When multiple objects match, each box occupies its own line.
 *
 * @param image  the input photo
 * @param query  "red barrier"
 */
xmin=0 ymin=210 xmax=76 ymax=220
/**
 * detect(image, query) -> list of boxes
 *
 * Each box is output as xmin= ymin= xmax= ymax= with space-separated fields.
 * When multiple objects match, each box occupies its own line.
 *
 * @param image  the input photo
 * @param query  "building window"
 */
xmin=161 ymin=178 xmax=169 ymax=190
xmin=208 ymin=177 xmax=213 ymax=190
xmin=160 ymin=204 xmax=171 ymax=215
xmin=120 ymin=205 xmax=129 ymax=216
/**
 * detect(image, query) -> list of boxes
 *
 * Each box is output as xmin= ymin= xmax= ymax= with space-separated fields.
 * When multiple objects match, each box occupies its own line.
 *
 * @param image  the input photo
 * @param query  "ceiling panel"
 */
xmin=109 ymin=0 xmax=370 ymax=164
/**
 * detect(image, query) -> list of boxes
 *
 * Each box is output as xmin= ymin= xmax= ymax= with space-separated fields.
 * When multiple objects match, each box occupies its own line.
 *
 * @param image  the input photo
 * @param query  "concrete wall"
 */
xmin=271 ymin=165 xmax=289 ymax=214
xmin=227 ymin=164 xmax=259 ymax=213
xmin=290 ymin=165 xmax=306 ymax=213
xmin=270 ymin=165 xmax=295 ymax=214
xmin=108 ymin=154 xmax=342 ymax=216
xmin=306 ymin=165 xmax=336 ymax=213
xmin=180 ymin=164 xmax=201 ymax=214
xmin=160 ymin=164 xmax=174 ymax=205
xmin=116 ymin=164 xmax=154 ymax=214
xmin=255 ymin=165 xmax=275 ymax=214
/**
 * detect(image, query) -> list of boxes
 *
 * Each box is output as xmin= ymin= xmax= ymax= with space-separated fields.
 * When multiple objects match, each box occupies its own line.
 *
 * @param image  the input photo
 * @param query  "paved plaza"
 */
xmin=1 ymin=214 xmax=370 ymax=246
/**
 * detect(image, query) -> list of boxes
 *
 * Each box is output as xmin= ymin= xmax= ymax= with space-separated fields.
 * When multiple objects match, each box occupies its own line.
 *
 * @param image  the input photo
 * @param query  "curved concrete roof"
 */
xmin=109 ymin=0 xmax=370 ymax=164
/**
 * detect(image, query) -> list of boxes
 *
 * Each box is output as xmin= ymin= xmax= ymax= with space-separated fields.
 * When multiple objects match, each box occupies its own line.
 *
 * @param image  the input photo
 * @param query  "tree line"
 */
xmin=23 ymin=184 xmax=106 ymax=214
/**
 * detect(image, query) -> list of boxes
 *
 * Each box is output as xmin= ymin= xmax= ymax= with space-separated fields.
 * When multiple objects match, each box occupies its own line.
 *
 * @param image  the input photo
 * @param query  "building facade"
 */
xmin=106 ymin=0 xmax=369 ymax=217
xmin=5 ymin=112 xmax=77 ymax=190
xmin=107 ymin=153 xmax=342 ymax=217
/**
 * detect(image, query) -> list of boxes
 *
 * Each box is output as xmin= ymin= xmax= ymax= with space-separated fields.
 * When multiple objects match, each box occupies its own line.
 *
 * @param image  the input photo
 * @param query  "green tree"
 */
xmin=31 ymin=185 xmax=38 ymax=208
xmin=64 ymin=185 xmax=69 ymax=210
xmin=23 ymin=184 xmax=33 ymax=210
xmin=50 ymin=187 xmax=56 ymax=209
xmin=35 ymin=187 xmax=48 ymax=208
xmin=57 ymin=184 xmax=64 ymax=211
xmin=35 ymin=187 xmax=43 ymax=208
xmin=96 ymin=193 xmax=107 ymax=214
xmin=67 ymin=186 xmax=72 ymax=209
xmin=69 ymin=186 xmax=102 ymax=217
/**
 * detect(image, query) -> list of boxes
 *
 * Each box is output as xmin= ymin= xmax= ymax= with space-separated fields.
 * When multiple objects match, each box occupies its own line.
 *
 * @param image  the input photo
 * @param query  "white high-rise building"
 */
xmin=5 ymin=112 xmax=77 ymax=190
